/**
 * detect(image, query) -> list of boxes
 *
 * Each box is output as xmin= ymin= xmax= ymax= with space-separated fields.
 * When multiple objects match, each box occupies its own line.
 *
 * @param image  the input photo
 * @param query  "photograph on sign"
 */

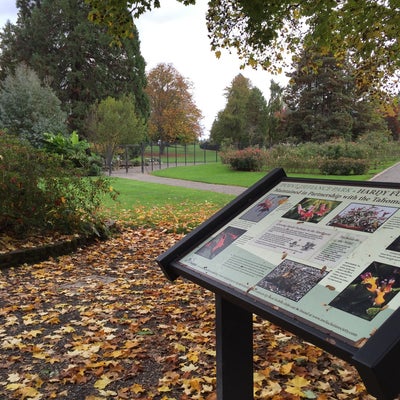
xmin=281 ymin=197 xmax=340 ymax=223
xmin=254 ymin=259 xmax=329 ymax=302
xmin=329 ymin=261 xmax=400 ymax=321
xmin=239 ymin=194 xmax=289 ymax=222
xmin=327 ymin=203 xmax=398 ymax=233
xmin=195 ymin=226 xmax=246 ymax=260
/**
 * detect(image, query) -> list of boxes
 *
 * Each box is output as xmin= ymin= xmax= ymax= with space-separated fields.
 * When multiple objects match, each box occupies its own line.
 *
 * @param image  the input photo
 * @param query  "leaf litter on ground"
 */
xmin=0 ymin=225 xmax=377 ymax=399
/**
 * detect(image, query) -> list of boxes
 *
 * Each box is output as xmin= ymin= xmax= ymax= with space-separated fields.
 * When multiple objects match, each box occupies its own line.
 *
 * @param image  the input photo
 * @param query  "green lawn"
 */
xmin=103 ymin=177 xmax=234 ymax=213
xmin=152 ymin=162 xmax=387 ymax=187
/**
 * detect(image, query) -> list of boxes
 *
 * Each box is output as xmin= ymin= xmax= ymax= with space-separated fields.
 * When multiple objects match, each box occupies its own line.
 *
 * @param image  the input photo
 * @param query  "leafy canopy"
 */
xmin=210 ymin=74 xmax=268 ymax=148
xmin=85 ymin=0 xmax=400 ymax=94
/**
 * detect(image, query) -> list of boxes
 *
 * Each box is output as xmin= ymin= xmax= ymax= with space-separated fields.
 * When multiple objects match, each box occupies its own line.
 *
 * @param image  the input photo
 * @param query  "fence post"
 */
xmin=184 ymin=144 xmax=187 ymax=166
xmin=150 ymin=142 xmax=154 ymax=171
xmin=125 ymin=145 xmax=129 ymax=173
xmin=141 ymin=143 xmax=145 ymax=173
xmin=159 ymin=143 xmax=162 ymax=169
xmin=166 ymin=144 xmax=169 ymax=168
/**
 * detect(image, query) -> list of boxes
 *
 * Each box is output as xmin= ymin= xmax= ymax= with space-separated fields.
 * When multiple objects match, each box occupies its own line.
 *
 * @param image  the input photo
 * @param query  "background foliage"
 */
xmin=0 ymin=0 xmax=149 ymax=134
xmin=0 ymin=64 xmax=67 ymax=147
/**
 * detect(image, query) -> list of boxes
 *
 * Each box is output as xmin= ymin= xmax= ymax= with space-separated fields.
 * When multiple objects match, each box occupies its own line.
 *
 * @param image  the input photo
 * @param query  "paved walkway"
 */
xmin=369 ymin=162 xmax=400 ymax=183
xmin=111 ymin=169 xmax=246 ymax=195
xmin=111 ymin=162 xmax=400 ymax=196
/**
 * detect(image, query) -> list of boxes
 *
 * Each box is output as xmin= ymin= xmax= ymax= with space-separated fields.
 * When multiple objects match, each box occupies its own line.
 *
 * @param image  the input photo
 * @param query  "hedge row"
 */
xmin=220 ymin=141 xmax=376 ymax=175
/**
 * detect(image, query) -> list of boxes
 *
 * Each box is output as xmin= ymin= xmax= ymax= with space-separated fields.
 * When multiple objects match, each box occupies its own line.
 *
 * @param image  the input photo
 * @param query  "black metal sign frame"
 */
xmin=157 ymin=168 xmax=400 ymax=400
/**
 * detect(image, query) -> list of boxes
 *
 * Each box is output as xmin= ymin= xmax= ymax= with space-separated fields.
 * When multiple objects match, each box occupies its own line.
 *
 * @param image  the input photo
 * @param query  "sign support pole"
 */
xmin=216 ymin=295 xmax=253 ymax=400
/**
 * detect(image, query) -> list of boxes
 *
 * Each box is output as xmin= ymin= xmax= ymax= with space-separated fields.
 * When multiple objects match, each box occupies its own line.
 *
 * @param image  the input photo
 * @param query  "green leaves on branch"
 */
xmin=43 ymin=131 xmax=103 ymax=176
xmin=206 ymin=0 xmax=400 ymax=93
xmin=87 ymin=0 xmax=400 ymax=94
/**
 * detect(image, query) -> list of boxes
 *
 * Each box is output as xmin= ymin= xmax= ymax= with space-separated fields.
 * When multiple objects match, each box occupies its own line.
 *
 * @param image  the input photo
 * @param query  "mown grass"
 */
xmin=151 ymin=162 xmax=392 ymax=186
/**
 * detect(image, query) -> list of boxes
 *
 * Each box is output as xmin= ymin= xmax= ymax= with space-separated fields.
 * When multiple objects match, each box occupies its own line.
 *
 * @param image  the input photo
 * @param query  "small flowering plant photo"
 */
xmin=329 ymin=261 xmax=400 ymax=321
xmin=282 ymin=197 xmax=340 ymax=224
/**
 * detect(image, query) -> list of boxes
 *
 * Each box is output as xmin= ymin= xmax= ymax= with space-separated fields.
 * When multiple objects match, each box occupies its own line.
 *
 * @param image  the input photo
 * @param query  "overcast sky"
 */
xmin=0 ymin=0 xmax=288 ymax=137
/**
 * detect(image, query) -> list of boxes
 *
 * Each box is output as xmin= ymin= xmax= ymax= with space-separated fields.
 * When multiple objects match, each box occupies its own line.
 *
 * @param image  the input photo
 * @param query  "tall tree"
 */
xmin=86 ymin=95 xmax=146 ymax=171
xmin=146 ymin=63 xmax=203 ymax=147
xmin=284 ymin=50 xmax=354 ymax=143
xmin=245 ymin=87 xmax=268 ymax=146
xmin=86 ymin=0 xmax=400 ymax=95
xmin=0 ymin=0 xmax=149 ymax=134
xmin=284 ymin=48 xmax=388 ymax=143
xmin=266 ymin=80 xmax=285 ymax=147
xmin=0 ymin=63 xmax=67 ymax=147
xmin=210 ymin=74 xmax=268 ymax=147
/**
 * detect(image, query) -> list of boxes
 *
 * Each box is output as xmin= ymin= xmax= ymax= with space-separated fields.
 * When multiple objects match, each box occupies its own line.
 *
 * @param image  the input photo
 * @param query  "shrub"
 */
xmin=319 ymin=157 xmax=369 ymax=175
xmin=221 ymin=147 xmax=265 ymax=171
xmin=0 ymin=135 xmax=117 ymax=237
xmin=43 ymin=131 xmax=102 ymax=176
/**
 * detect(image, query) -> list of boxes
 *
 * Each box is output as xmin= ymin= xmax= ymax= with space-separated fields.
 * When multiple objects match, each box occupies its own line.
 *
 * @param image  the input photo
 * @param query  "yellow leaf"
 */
xmin=20 ymin=386 xmax=40 ymax=399
xmin=180 ymin=363 xmax=198 ymax=372
xmin=285 ymin=385 xmax=305 ymax=396
xmin=286 ymin=375 xmax=310 ymax=396
xmin=130 ymin=383 xmax=145 ymax=394
xmin=158 ymin=384 xmax=171 ymax=392
xmin=124 ymin=340 xmax=140 ymax=349
xmin=6 ymin=383 xmax=23 ymax=391
xmin=59 ymin=326 xmax=75 ymax=333
xmin=288 ymin=375 xmax=310 ymax=388
xmin=7 ymin=373 xmax=20 ymax=383
xmin=174 ymin=343 xmax=186 ymax=352
xmin=253 ymin=371 xmax=266 ymax=384
xmin=109 ymin=350 xmax=124 ymax=358
xmin=342 ymin=386 xmax=358 ymax=394
xmin=94 ymin=375 xmax=112 ymax=390
xmin=187 ymin=351 xmax=199 ymax=363
xmin=280 ymin=361 xmax=293 ymax=375
xmin=33 ymin=351 xmax=48 ymax=360
xmin=259 ymin=380 xmax=282 ymax=397
xmin=189 ymin=378 xmax=201 ymax=391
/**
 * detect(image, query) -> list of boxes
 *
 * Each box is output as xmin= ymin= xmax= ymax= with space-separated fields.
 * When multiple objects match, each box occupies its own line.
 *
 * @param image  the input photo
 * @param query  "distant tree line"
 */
xmin=209 ymin=48 xmax=399 ymax=149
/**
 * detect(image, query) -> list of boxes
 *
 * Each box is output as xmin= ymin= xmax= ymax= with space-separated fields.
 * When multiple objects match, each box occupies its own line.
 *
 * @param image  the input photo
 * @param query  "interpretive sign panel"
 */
xmin=157 ymin=168 xmax=400 ymax=399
